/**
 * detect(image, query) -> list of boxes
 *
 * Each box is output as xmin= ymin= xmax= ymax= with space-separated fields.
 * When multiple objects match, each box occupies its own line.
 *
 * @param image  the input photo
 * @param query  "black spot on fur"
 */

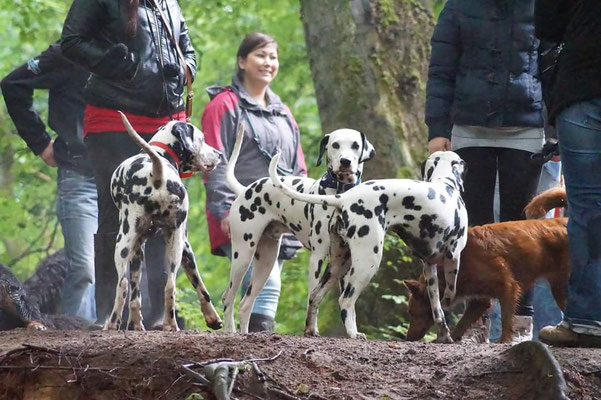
xmin=121 ymin=247 xmax=129 ymax=258
xmin=341 ymin=309 xmax=347 ymax=323
xmin=402 ymin=196 xmax=422 ymax=211
xmin=358 ymin=225 xmax=370 ymax=237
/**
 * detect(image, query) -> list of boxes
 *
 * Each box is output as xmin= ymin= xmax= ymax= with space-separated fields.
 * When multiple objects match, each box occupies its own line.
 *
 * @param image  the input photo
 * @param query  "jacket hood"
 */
xmin=206 ymin=75 xmax=284 ymax=111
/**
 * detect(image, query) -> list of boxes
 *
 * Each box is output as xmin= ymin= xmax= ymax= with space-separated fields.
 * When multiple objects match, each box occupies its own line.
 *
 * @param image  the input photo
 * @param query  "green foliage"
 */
xmin=0 ymin=0 xmax=327 ymax=334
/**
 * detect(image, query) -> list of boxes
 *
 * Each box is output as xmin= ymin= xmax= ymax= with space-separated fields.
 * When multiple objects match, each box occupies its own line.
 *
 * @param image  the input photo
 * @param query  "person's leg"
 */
xmin=454 ymin=147 xmax=498 ymax=226
xmin=540 ymin=99 xmax=601 ymax=345
xmin=86 ymin=132 xmax=141 ymax=325
xmin=221 ymin=243 xmax=282 ymax=331
xmin=532 ymin=160 xmax=564 ymax=339
xmin=498 ymin=147 xmax=542 ymax=340
xmin=56 ymin=168 xmax=98 ymax=321
xmin=142 ymin=234 xmax=168 ymax=328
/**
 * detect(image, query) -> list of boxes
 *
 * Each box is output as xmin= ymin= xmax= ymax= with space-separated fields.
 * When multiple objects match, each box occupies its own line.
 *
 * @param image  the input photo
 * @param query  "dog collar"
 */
xmin=320 ymin=170 xmax=361 ymax=194
xmin=149 ymin=141 xmax=193 ymax=178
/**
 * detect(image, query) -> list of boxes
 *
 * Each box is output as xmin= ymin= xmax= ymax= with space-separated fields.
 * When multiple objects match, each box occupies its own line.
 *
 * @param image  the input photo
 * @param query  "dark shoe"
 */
xmin=539 ymin=324 xmax=601 ymax=348
xmin=248 ymin=313 xmax=275 ymax=332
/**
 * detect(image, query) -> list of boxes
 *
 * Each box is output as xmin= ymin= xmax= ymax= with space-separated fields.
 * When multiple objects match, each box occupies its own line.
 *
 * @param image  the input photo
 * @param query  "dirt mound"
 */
xmin=0 ymin=330 xmax=599 ymax=399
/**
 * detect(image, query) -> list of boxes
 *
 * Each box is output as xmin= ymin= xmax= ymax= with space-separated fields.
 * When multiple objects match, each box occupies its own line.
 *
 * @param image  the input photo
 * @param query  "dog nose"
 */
xmin=340 ymin=158 xmax=351 ymax=168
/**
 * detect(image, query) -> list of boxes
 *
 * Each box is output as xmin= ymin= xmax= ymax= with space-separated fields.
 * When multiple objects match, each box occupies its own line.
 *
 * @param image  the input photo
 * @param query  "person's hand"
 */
xmin=39 ymin=141 xmax=57 ymax=167
xmin=97 ymin=43 xmax=139 ymax=80
xmin=220 ymin=217 xmax=231 ymax=240
xmin=428 ymin=137 xmax=451 ymax=154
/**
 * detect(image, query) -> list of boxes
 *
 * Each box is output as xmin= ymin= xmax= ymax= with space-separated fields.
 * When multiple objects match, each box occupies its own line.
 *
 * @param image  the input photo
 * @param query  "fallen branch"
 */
xmin=179 ymin=350 xmax=285 ymax=400
xmin=469 ymin=369 xmax=523 ymax=378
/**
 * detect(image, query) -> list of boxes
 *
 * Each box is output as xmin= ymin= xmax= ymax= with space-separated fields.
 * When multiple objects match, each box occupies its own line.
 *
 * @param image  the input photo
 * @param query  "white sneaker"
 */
xmin=511 ymin=315 xmax=533 ymax=343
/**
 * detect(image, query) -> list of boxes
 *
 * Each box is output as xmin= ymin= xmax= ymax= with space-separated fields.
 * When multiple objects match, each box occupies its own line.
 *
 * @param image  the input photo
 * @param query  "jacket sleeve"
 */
xmin=178 ymin=16 xmax=197 ymax=82
xmin=535 ymin=0 xmax=571 ymax=43
xmin=60 ymin=0 xmax=112 ymax=73
xmin=202 ymin=92 xmax=238 ymax=220
xmin=425 ymin=0 xmax=460 ymax=141
xmin=0 ymin=45 xmax=69 ymax=155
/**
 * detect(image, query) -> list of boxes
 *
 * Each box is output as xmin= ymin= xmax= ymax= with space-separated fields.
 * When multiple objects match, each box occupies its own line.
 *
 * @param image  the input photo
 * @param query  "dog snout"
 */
xmin=340 ymin=158 xmax=351 ymax=168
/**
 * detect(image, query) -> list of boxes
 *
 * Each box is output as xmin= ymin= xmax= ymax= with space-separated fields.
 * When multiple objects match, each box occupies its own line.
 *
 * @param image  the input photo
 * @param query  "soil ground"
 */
xmin=0 ymin=329 xmax=599 ymax=400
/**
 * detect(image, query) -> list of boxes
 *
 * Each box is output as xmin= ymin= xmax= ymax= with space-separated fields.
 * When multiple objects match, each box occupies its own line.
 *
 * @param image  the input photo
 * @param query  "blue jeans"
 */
xmin=56 ymin=168 xmax=98 ymax=321
xmin=556 ymin=98 xmax=601 ymax=336
xmin=221 ymin=244 xmax=283 ymax=318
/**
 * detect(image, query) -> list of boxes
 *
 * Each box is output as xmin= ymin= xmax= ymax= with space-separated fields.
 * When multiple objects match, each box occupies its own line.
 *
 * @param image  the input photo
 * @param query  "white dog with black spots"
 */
xmin=269 ymin=150 xmax=468 ymax=342
xmin=107 ymin=112 xmax=223 ymax=332
xmin=222 ymin=126 xmax=375 ymax=334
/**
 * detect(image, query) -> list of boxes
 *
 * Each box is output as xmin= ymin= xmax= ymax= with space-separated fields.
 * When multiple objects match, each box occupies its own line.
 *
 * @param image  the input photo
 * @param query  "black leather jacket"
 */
xmin=61 ymin=0 xmax=196 ymax=117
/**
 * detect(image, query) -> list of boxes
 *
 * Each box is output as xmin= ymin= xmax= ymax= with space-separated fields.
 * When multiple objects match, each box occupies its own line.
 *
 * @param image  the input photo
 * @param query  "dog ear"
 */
xmin=172 ymin=122 xmax=196 ymax=154
xmin=316 ymin=134 xmax=330 ymax=166
xmin=359 ymin=132 xmax=376 ymax=163
xmin=452 ymin=159 xmax=467 ymax=192
xmin=403 ymin=280 xmax=422 ymax=296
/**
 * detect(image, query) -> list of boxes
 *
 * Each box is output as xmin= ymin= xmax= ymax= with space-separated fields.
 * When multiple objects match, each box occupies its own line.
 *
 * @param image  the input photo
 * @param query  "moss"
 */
xmin=378 ymin=0 xmax=401 ymax=28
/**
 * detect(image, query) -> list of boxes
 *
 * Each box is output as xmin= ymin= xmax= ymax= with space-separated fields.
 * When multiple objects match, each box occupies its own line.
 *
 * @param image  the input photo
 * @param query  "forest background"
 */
xmin=0 ymin=0 xmax=446 ymax=338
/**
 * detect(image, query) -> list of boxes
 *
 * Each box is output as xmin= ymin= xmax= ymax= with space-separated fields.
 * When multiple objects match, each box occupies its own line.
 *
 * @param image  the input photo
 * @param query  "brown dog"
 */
xmin=405 ymin=188 xmax=569 ymax=342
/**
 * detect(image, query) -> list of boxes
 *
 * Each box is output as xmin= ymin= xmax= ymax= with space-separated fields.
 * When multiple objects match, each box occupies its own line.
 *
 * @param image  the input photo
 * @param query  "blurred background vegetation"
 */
xmin=0 ymin=0 xmax=447 ymax=339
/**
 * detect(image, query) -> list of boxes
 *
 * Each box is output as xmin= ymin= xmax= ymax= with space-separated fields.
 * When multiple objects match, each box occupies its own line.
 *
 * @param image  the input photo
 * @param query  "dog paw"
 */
xmin=162 ymin=323 xmax=180 ymax=332
xmin=27 ymin=321 xmax=47 ymax=331
xmin=433 ymin=334 xmax=454 ymax=344
xmin=303 ymin=329 xmax=320 ymax=337
xmin=207 ymin=319 xmax=223 ymax=330
xmin=352 ymin=332 xmax=367 ymax=340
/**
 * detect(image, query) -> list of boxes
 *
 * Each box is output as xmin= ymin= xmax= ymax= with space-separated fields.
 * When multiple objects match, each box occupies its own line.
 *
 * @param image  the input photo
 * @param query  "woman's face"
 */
xmin=238 ymin=43 xmax=279 ymax=87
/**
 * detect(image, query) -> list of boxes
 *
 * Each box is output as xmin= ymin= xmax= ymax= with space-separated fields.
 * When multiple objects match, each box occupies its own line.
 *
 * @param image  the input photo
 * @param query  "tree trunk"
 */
xmin=300 ymin=0 xmax=434 ymax=176
xmin=300 ymin=0 xmax=435 ymax=338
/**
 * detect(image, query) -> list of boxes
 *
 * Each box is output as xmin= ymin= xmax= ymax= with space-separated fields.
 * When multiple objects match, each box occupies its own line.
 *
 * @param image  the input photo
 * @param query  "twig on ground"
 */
xmin=469 ymin=369 xmax=523 ymax=378
xmin=583 ymin=369 xmax=601 ymax=376
xmin=0 ymin=347 xmax=28 ymax=365
xmin=266 ymin=387 xmax=302 ymax=400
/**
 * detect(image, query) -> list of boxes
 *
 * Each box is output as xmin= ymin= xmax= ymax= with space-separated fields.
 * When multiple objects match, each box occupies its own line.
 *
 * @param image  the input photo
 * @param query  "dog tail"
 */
xmin=226 ymin=124 xmax=246 ymax=196
xmin=119 ymin=111 xmax=163 ymax=188
xmin=524 ymin=187 xmax=567 ymax=219
xmin=269 ymin=152 xmax=343 ymax=209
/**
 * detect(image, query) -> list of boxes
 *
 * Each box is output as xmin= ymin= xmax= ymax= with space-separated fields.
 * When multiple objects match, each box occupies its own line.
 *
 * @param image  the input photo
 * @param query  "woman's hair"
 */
xmin=126 ymin=0 xmax=140 ymax=37
xmin=235 ymin=32 xmax=278 ymax=81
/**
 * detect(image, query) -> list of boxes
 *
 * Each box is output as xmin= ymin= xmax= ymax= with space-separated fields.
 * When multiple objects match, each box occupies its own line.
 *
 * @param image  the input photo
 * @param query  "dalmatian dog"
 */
xmin=107 ymin=112 xmax=223 ymax=331
xmin=222 ymin=126 xmax=375 ymax=335
xmin=269 ymin=151 xmax=468 ymax=342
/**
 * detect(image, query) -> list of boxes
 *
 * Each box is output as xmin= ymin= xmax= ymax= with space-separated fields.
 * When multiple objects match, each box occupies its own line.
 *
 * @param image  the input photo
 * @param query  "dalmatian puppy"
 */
xmin=222 ymin=126 xmax=375 ymax=335
xmin=107 ymin=112 xmax=222 ymax=331
xmin=269 ymin=151 xmax=468 ymax=342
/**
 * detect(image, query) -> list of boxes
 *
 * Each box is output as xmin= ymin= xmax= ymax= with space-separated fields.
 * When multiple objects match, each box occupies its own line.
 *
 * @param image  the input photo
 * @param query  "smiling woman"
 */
xmin=201 ymin=32 xmax=307 ymax=332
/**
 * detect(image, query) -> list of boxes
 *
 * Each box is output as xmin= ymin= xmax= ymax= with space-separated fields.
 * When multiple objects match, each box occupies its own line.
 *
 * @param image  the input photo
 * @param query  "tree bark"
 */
xmin=300 ymin=0 xmax=435 ymax=338
xmin=300 ymin=0 xmax=434 ymax=177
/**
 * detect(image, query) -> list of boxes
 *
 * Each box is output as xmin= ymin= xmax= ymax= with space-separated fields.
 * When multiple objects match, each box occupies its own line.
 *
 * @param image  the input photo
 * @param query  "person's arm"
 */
xmin=178 ymin=16 xmax=197 ymax=82
xmin=202 ymin=91 xmax=238 ymax=220
xmin=0 ymin=44 xmax=70 ymax=166
xmin=425 ymin=0 xmax=460 ymax=150
xmin=535 ymin=0 xmax=572 ymax=43
xmin=60 ymin=0 xmax=138 ymax=80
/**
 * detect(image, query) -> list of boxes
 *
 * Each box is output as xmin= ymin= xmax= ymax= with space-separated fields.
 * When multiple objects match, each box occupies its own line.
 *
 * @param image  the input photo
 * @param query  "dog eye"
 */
xmin=351 ymin=142 xmax=359 ymax=150
xmin=332 ymin=142 xmax=340 ymax=149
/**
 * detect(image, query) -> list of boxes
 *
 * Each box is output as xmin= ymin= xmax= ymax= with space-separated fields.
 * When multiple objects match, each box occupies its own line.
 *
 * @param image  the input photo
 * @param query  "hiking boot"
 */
xmin=461 ymin=315 xmax=491 ymax=344
xmin=248 ymin=313 xmax=275 ymax=332
xmin=539 ymin=323 xmax=601 ymax=348
xmin=512 ymin=315 xmax=533 ymax=343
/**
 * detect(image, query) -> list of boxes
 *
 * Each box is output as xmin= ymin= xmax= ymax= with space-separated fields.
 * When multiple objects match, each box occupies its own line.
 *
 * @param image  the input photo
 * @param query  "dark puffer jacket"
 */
xmin=535 ymin=0 xmax=601 ymax=123
xmin=426 ymin=0 xmax=545 ymax=141
xmin=61 ymin=0 xmax=196 ymax=117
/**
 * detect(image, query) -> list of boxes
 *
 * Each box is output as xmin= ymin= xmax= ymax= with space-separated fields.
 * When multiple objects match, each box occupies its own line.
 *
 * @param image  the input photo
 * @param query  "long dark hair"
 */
xmin=126 ymin=0 xmax=140 ymax=37
xmin=235 ymin=32 xmax=278 ymax=81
